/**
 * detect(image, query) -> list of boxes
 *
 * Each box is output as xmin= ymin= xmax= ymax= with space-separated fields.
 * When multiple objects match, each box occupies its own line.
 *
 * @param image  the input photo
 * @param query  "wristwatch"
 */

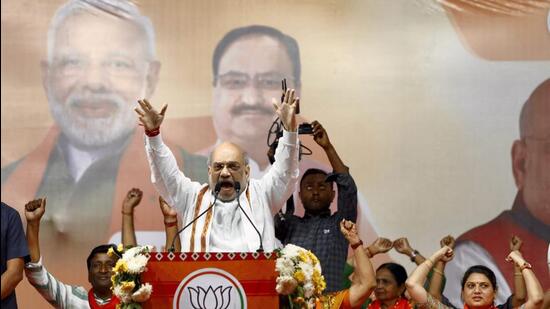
xmin=410 ymin=250 xmax=419 ymax=262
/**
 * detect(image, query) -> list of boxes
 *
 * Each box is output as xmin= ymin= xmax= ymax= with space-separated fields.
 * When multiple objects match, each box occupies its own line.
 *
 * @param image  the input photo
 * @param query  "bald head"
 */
xmin=208 ymin=142 xmax=250 ymax=202
xmin=512 ymin=78 xmax=550 ymax=225
xmin=519 ymin=78 xmax=550 ymax=139
xmin=208 ymin=142 xmax=249 ymax=167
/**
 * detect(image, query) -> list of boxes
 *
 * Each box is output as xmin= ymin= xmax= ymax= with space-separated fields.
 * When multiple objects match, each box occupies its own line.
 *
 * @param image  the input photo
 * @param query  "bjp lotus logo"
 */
xmin=187 ymin=286 xmax=232 ymax=309
xmin=174 ymin=268 xmax=247 ymax=309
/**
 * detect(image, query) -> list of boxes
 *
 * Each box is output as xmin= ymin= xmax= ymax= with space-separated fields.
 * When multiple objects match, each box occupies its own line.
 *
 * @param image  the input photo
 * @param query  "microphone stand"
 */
xmin=234 ymin=182 xmax=264 ymax=253
xmin=169 ymin=183 xmax=221 ymax=252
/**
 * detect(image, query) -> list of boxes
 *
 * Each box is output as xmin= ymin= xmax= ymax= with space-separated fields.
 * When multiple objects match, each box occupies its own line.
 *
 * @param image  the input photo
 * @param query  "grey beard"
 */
xmin=48 ymin=90 xmax=137 ymax=148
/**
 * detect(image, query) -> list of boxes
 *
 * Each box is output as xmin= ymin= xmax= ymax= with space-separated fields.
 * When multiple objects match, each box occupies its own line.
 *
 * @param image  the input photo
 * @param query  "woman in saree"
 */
xmin=405 ymin=245 xmax=544 ymax=309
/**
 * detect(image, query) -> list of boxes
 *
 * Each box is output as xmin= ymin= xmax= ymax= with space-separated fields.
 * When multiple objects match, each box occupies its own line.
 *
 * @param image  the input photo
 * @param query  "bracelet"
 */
xmin=121 ymin=210 xmax=133 ymax=216
xmin=410 ymin=250 xmax=419 ymax=262
xmin=433 ymin=268 xmax=445 ymax=276
xmin=164 ymin=220 xmax=177 ymax=227
xmin=514 ymin=272 xmax=523 ymax=276
xmin=145 ymin=127 xmax=160 ymax=137
xmin=351 ymin=240 xmax=363 ymax=250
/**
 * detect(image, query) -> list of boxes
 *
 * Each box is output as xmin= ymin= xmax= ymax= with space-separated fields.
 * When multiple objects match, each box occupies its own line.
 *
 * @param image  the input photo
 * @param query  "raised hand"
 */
xmin=122 ymin=188 xmax=143 ymax=214
xmin=159 ymin=196 xmax=177 ymax=220
xmin=272 ymin=88 xmax=298 ymax=132
xmin=506 ymin=250 xmax=527 ymax=266
xmin=24 ymin=198 xmax=46 ymax=224
xmin=134 ymin=99 xmax=168 ymax=131
xmin=369 ymin=237 xmax=393 ymax=256
xmin=393 ymin=237 xmax=414 ymax=256
xmin=340 ymin=219 xmax=361 ymax=246
xmin=510 ymin=235 xmax=522 ymax=252
xmin=311 ymin=121 xmax=331 ymax=149
xmin=433 ymin=246 xmax=454 ymax=263
xmin=440 ymin=235 xmax=456 ymax=249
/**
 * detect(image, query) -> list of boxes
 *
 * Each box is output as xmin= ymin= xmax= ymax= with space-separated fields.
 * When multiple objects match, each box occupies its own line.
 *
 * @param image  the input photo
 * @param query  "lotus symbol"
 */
xmin=188 ymin=286 xmax=232 ymax=309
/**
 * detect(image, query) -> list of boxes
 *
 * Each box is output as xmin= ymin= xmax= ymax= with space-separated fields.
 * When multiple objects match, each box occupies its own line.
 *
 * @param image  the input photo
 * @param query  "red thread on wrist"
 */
xmin=164 ymin=220 xmax=177 ymax=227
xmin=351 ymin=240 xmax=363 ymax=250
xmin=145 ymin=127 xmax=160 ymax=137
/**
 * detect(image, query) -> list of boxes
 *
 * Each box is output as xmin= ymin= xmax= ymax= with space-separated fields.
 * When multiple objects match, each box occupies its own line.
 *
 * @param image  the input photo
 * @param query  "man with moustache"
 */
xmin=444 ymin=79 xmax=550 ymax=307
xmin=198 ymin=25 xmax=381 ymax=249
xmin=135 ymin=87 xmax=300 ymax=252
xmin=1 ymin=0 xmax=205 ymax=306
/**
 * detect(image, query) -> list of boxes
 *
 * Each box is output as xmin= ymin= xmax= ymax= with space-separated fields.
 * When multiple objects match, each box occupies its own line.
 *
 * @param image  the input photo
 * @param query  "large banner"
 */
xmin=2 ymin=0 xmax=549 ymax=307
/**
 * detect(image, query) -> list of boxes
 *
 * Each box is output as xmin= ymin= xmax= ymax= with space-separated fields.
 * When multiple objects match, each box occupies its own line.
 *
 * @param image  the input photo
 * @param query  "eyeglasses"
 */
xmin=51 ymin=55 xmax=149 ymax=78
xmin=216 ymin=72 xmax=293 ymax=90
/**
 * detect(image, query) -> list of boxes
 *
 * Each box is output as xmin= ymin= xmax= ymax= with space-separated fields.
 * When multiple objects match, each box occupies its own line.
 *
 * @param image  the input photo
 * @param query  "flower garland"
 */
xmin=108 ymin=244 xmax=153 ymax=309
xmin=275 ymin=244 xmax=326 ymax=308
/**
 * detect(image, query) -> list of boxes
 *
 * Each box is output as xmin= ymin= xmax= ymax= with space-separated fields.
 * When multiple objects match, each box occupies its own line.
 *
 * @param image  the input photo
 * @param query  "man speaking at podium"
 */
xmin=135 ymin=88 xmax=300 ymax=252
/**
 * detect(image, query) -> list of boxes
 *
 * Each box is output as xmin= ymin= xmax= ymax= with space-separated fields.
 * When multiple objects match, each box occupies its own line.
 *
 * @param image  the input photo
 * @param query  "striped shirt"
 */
xmin=25 ymin=257 xmax=111 ymax=309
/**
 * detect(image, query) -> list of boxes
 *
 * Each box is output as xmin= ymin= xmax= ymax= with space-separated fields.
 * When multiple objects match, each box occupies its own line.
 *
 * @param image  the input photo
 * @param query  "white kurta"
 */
xmin=145 ymin=130 xmax=299 ymax=252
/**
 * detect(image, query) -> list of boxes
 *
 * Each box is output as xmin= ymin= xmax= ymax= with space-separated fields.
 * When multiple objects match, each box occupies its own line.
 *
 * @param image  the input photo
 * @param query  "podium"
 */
xmin=142 ymin=252 xmax=279 ymax=308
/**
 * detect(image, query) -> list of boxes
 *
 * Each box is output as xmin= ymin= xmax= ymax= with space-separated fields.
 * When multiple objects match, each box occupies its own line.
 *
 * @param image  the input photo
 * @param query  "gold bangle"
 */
xmin=514 ymin=272 xmax=523 ymax=276
xmin=433 ymin=268 xmax=444 ymax=276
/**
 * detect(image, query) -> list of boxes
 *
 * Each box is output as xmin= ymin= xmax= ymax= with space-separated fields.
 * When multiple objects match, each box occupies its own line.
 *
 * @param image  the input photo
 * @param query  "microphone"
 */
xmin=234 ymin=182 xmax=264 ymax=252
xmin=169 ymin=182 xmax=222 ymax=252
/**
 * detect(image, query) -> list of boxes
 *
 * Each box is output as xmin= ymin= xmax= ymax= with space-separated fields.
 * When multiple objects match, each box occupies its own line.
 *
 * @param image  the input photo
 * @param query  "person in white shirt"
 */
xmin=135 ymin=88 xmax=300 ymax=252
xmin=23 ymin=197 xmax=120 ymax=309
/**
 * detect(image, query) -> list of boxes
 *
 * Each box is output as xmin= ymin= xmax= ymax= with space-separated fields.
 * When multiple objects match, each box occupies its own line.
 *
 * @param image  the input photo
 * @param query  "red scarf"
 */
xmin=87 ymin=289 xmax=120 ymax=309
xmin=367 ymin=297 xmax=412 ymax=309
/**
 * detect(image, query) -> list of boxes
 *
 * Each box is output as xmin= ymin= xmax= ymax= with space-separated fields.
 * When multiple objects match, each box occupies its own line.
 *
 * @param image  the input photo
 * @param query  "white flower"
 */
xmin=298 ymin=262 xmax=314 ymax=279
xmin=281 ymin=244 xmax=301 ymax=258
xmin=276 ymin=257 xmax=295 ymax=276
xmin=275 ymin=244 xmax=326 ymax=305
xmin=113 ymin=285 xmax=132 ymax=304
xmin=122 ymin=246 xmax=141 ymax=260
xmin=126 ymin=254 xmax=149 ymax=274
xmin=303 ymin=282 xmax=314 ymax=298
xmin=131 ymin=283 xmax=153 ymax=302
xmin=275 ymin=275 xmax=298 ymax=295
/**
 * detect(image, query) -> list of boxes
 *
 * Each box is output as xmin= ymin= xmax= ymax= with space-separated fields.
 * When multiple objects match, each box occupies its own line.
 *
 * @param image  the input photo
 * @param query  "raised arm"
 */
xmin=406 ymin=246 xmax=453 ymax=305
xmin=428 ymin=235 xmax=455 ymax=300
xmin=506 ymin=251 xmax=544 ymax=309
xmin=159 ymin=197 xmax=181 ymax=252
xmin=121 ymin=188 xmax=143 ymax=247
xmin=393 ymin=237 xmax=426 ymax=265
xmin=340 ymin=220 xmax=376 ymax=307
xmin=509 ymin=236 xmax=527 ymax=307
xmin=136 ymin=99 xmax=201 ymax=210
xmin=311 ymin=121 xmax=348 ymax=174
xmin=312 ymin=120 xmax=358 ymax=221
xmin=24 ymin=198 xmax=84 ymax=309
xmin=263 ymin=89 xmax=300 ymax=214
xmin=347 ymin=237 xmax=392 ymax=268
xmin=24 ymin=198 xmax=46 ymax=263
